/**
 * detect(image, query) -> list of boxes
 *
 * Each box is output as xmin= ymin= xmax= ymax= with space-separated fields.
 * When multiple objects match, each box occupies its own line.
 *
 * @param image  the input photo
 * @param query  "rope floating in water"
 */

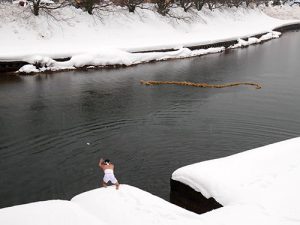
xmin=140 ymin=80 xmax=262 ymax=89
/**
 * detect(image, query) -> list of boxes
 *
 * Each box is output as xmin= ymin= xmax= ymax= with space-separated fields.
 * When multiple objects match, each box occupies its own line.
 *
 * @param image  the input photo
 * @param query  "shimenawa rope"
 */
xmin=140 ymin=80 xmax=261 ymax=89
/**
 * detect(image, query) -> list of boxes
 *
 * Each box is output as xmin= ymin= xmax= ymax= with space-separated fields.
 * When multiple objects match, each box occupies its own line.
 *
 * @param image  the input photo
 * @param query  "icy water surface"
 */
xmin=0 ymin=31 xmax=300 ymax=208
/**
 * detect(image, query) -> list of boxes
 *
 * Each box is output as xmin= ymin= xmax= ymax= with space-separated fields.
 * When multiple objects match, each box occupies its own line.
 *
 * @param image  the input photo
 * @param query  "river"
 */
xmin=0 ymin=30 xmax=300 ymax=208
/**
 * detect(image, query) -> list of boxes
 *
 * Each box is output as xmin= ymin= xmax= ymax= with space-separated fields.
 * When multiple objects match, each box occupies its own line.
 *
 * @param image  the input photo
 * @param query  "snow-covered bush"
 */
xmin=72 ymin=0 xmax=112 ymax=15
xmin=116 ymin=0 xmax=144 ymax=12
xmin=192 ymin=0 xmax=204 ymax=10
xmin=76 ymin=0 xmax=97 ymax=14
xmin=154 ymin=0 xmax=174 ymax=15
xmin=1 ymin=0 xmax=295 ymax=17
xmin=177 ymin=0 xmax=193 ymax=11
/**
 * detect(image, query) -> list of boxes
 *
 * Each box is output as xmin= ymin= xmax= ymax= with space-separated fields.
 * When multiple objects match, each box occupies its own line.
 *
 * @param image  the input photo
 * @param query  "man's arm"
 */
xmin=99 ymin=158 xmax=104 ymax=168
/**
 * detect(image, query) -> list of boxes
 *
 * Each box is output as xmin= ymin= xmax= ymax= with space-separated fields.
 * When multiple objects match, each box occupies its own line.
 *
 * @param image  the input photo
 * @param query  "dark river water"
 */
xmin=1 ymin=31 xmax=300 ymax=209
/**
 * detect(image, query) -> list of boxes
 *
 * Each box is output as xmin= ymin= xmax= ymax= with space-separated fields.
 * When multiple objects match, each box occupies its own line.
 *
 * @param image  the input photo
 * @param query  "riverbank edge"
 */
xmin=0 ymin=22 xmax=299 ymax=74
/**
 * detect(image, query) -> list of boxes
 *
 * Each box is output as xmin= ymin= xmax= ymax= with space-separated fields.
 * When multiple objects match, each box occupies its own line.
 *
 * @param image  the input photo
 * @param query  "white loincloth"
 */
xmin=103 ymin=169 xmax=118 ymax=184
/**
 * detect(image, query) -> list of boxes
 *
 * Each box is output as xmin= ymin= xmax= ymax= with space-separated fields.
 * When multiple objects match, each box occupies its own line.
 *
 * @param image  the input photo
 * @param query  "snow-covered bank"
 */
xmin=17 ymin=47 xmax=226 ymax=73
xmin=1 ymin=138 xmax=300 ymax=225
xmin=16 ymin=30 xmax=283 ymax=73
xmin=172 ymin=137 xmax=300 ymax=225
xmin=0 ymin=4 xmax=299 ymax=73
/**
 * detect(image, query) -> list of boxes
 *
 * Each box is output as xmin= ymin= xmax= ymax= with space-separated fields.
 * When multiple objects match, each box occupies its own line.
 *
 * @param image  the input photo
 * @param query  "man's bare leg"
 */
xmin=115 ymin=182 xmax=120 ymax=190
xmin=102 ymin=181 xmax=108 ymax=188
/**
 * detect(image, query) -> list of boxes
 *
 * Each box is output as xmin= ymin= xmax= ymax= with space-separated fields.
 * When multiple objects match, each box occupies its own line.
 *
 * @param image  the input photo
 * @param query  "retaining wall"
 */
xmin=170 ymin=179 xmax=222 ymax=214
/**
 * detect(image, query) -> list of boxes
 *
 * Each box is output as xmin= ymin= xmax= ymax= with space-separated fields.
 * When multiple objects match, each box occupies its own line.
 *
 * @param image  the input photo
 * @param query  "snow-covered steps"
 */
xmin=171 ymin=137 xmax=300 ymax=221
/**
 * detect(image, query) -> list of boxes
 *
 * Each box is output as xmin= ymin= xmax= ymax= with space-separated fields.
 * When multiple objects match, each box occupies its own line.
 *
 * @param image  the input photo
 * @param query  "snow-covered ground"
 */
xmin=0 ymin=200 xmax=105 ymax=225
xmin=1 ymin=138 xmax=300 ymax=225
xmin=263 ymin=4 xmax=300 ymax=20
xmin=172 ymin=137 xmax=300 ymax=225
xmin=0 ymin=4 xmax=299 ymax=72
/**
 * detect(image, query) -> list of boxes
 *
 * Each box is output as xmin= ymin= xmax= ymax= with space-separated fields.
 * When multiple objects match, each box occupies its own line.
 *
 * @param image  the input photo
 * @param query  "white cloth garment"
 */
xmin=103 ymin=169 xmax=118 ymax=184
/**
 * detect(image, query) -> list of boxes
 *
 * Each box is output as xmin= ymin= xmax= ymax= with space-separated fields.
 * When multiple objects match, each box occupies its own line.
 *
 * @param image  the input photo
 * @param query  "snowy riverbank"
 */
xmin=1 ymin=138 xmax=300 ymax=225
xmin=0 ymin=4 xmax=299 ymax=73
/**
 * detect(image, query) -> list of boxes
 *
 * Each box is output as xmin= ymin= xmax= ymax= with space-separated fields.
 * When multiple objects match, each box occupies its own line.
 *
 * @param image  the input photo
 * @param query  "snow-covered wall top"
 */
xmin=172 ymin=137 xmax=300 ymax=224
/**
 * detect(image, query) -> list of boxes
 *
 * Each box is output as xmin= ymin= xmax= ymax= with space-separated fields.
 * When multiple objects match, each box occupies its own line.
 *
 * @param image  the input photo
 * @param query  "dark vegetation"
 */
xmin=1 ymin=0 xmax=293 ymax=16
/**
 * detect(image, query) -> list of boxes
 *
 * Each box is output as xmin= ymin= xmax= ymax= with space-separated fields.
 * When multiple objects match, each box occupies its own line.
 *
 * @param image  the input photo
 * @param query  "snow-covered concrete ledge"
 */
xmin=0 ymin=4 xmax=300 ymax=74
xmin=171 ymin=137 xmax=300 ymax=223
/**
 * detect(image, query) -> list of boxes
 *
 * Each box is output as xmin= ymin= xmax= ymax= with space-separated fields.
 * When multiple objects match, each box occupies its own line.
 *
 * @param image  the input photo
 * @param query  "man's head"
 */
xmin=104 ymin=159 xmax=110 ymax=165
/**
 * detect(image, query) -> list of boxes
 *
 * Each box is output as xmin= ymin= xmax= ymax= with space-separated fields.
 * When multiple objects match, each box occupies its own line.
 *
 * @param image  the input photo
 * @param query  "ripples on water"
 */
xmin=0 ymin=31 xmax=300 ymax=208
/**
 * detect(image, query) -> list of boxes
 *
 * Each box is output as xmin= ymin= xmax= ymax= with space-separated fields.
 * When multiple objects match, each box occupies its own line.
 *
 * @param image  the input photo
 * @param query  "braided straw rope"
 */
xmin=140 ymin=80 xmax=261 ymax=89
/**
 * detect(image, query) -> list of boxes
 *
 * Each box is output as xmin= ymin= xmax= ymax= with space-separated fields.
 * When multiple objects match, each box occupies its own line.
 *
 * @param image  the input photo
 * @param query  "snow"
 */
xmin=0 ymin=4 xmax=299 ymax=73
xmin=71 ymin=185 xmax=200 ymax=225
xmin=263 ymin=4 xmax=300 ymax=20
xmin=17 ymin=47 xmax=226 ymax=73
xmin=18 ymin=64 xmax=40 ymax=73
xmin=229 ymin=31 xmax=281 ymax=48
xmin=0 ymin=200 xmax=103 ymax=225
xmin=172 ymin=137 xmax=300 ymax=225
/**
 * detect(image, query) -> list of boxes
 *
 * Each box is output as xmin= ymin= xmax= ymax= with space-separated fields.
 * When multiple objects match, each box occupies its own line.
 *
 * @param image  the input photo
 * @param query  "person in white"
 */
xmin=99 ymin=158 xmax=120 ymax=190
